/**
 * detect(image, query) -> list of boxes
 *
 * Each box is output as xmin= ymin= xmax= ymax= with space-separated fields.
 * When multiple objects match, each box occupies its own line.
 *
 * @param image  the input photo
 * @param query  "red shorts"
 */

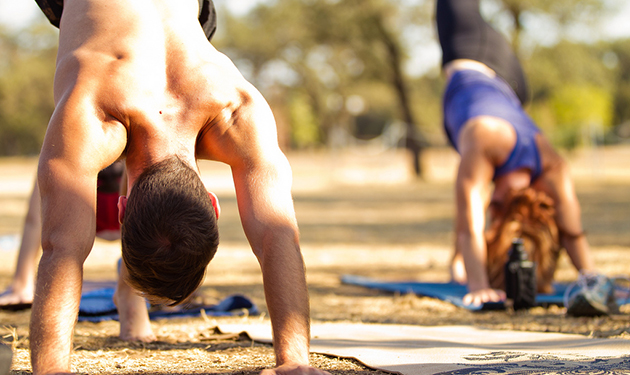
xmin=96 ymin=191 xmax=120 ymax=233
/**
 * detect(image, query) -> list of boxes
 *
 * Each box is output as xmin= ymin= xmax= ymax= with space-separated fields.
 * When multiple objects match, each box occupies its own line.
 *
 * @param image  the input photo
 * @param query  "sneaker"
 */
xmin=564 ymin=272 xmax=619 ymax=317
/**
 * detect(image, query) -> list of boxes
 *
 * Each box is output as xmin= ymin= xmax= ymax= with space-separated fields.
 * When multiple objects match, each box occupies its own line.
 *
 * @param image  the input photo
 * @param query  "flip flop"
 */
xmin=0 ymin=302 xmax=32 ymax=311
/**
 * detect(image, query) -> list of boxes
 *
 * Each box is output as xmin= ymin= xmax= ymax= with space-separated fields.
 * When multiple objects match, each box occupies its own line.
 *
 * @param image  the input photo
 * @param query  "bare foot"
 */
xmin=0 ymin=286 xmax=34 ymax=308
xmin=113 ymin=287 xmax=156 ymax=342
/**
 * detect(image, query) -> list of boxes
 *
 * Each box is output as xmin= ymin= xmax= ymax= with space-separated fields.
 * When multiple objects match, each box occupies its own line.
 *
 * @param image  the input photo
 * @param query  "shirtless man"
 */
xmin=436 ymin=0 xmax=595 ymax=306
xmin=30 ymin=1 xmax=325 ymax=374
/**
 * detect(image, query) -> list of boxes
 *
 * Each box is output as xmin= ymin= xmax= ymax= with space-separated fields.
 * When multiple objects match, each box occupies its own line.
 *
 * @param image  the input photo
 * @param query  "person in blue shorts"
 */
xmin=437 ymin=0 xmax=595 ymax=307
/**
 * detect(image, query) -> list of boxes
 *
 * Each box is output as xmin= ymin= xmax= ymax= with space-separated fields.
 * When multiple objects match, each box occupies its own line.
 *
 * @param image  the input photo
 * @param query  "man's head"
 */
xmin=486 ymin=187 xmax=561 ymax=294
xmin=119 ymin=156 xmax=219 ymax=305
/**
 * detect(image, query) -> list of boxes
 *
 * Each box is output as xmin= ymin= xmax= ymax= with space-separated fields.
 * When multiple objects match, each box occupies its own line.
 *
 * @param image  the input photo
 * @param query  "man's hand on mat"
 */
xmin=463 ymin=288 xmax=506 ymax=306
xmin=261 ymin=362 xmax=332 ymax=375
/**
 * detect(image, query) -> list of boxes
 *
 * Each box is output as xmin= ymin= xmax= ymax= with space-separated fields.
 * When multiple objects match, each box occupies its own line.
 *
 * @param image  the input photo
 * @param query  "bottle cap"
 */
xmin=509 ymin=238 xmax=528 ymax=261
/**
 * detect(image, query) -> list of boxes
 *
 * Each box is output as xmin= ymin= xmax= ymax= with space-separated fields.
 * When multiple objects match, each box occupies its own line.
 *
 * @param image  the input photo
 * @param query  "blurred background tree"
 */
xmin=212 ymin=0 xmax=629 ymax=174
xmin=483 ymin=0 xmax=622 ymax=148
xmin=1 ymin=0 xmax=629 ymax=171
xmin=215 ymin=0 xmax=435 ymax=175
xmin=0 ymin=22 xmax=56 ymax=156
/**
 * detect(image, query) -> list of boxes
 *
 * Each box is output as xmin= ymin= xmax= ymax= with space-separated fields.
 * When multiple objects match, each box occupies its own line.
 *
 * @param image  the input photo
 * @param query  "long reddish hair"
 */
xmin=486 ymin=188 xmax=561 ymax=293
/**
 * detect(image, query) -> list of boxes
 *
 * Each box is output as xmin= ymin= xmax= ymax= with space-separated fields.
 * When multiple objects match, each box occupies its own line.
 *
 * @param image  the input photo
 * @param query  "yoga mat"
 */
xmin=219 ymin=322 xmax=630 ymax=375
xmin=341 ymin=275 xmax=582 ymax=311
xmin=0 ymin=280 xmax=118 ymax=312
xmin=78 ymin=288 xmax=258 ymax=322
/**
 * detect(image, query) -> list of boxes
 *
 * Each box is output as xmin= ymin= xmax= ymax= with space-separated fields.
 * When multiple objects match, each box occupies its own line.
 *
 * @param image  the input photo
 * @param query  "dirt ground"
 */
xmin=1 ymin=146 xmax=630 ymax=374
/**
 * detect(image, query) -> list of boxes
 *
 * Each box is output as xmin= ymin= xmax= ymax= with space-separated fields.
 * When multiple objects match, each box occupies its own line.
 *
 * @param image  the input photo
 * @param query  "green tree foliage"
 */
xmin=0 ymin=23 xmax=57 ymax=156
xmin=483 ymin=0 xmax=624 ymax=148
xmin=525 ymin=40 xmax=617 ymax=147
xmin=607 ymin=39 xmax=630 ymax=131
xmin=214 ymin=0 xmax=628 ymax=155
xmin=550 ymin=84 xmax=613 ymax=147
xmin=215 ymin=0 xmax=435 ymax=174
xmin=0 ymin=0 xmax=626 ymax=158
xmin=488 ymin=0 xmax=614 ymax=50
xmin=289 ymin=91 xmax=319 ymax=148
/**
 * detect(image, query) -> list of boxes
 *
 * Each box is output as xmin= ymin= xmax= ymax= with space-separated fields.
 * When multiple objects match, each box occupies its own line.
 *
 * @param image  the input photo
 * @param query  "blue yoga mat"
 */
xmin=78 ymin=288 xmax=258 ymax=322
xmin=341 ymin=275 xmax=572 ymax=311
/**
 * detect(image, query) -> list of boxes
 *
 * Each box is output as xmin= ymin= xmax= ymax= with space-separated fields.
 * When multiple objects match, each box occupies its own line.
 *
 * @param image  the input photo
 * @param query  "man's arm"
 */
xmin=232 ymin=153 xmax=312 ymax=370
xmin=210 ymin=89 xmax=323 ymax=374
xmin=230 ymin=115 xmax=312 ymax=371
xmin=31 ymin=166 xmax=95 ymax=374
xmin=31 ymin=98 xmax=126 ymax=375
xmin=194 ymin=47 xmax=327 ymax=373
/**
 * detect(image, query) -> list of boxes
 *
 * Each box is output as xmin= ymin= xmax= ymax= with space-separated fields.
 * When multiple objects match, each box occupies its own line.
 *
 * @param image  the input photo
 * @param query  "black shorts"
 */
xmin=34 ymin=0 xmax=217 ymax=42
xmin=436 ymin=0 xmax=528 ymax=105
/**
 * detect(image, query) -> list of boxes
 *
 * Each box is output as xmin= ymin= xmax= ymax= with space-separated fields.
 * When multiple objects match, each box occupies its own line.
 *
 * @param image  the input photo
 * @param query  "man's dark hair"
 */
xmin=121 ymin=156 xmax=219 ymax=305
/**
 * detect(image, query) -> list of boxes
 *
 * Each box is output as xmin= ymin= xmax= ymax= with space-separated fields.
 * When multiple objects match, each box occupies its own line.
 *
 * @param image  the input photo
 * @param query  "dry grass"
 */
xmin=1 ymin=148 xmax=630 ymax=374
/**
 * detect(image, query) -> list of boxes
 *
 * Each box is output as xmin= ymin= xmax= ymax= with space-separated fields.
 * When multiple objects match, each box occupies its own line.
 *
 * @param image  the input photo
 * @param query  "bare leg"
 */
xmin=0 ymin=180 xmax=41 ymax=306
xmin=113 ymin=261 xmax=156 ymax=342
xmin=112 ymin=166 xmax=154 ymax=341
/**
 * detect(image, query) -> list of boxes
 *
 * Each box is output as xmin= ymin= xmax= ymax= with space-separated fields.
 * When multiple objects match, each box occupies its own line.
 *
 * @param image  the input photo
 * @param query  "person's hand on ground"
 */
xmin=463 ymin=287 xmax=506 ymax=307
xmin=261 ymin=362 xmax=332 ymax=375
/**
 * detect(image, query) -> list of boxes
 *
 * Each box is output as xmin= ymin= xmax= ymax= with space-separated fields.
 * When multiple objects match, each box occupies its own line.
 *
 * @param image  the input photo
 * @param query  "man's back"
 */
xmin=54 ymin=0 xmax=246 ymax=171
xmin=57 ymin=0 xmax=206 ymax=92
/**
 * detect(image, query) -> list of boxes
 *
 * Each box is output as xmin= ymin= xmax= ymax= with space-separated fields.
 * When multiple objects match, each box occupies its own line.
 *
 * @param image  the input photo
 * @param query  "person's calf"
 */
xmin=114 ymin=277 xmax=156 ymax=342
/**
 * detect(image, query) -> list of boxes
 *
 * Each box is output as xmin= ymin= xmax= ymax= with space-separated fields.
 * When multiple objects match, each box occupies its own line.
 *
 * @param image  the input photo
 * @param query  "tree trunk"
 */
xmin=506 ymin=4 xmax=523 ymax=54
xmin=373 ymin=15 xmax=424 ymax=177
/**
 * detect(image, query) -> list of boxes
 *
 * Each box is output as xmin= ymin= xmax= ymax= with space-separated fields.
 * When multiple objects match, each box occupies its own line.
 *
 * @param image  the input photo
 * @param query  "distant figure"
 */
xmin=436 ymin=0 xmax=595 ymax=306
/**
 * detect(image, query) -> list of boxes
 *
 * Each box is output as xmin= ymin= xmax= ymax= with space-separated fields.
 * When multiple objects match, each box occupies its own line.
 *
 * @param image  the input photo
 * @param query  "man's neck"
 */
xmin=125 ymin=150 xmax=199 ymax=194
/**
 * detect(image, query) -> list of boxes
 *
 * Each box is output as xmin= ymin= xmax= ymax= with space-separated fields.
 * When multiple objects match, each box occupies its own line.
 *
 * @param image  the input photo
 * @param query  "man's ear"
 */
xmin=208 ymin=192 xmax=220 ymax=220
xmin=117 ymin=196 xmax=128 ymax=224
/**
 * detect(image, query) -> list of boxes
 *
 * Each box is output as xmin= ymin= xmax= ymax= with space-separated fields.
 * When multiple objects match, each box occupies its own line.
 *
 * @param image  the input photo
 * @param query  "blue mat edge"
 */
xmin=341 ymin=274 xmax=574 ymax=311
xmin=78 ymin=288 xmax=259 ymax=322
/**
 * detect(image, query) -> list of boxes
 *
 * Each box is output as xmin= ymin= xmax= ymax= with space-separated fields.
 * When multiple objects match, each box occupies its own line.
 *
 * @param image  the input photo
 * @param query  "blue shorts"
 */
xmin=443 ymin=69 xmax=542 ymax=180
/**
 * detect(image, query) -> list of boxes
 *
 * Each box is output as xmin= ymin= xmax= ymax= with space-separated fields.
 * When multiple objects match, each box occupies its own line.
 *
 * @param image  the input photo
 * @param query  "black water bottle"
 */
xmin=504 ymin=238 xmax=537 ymax=310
